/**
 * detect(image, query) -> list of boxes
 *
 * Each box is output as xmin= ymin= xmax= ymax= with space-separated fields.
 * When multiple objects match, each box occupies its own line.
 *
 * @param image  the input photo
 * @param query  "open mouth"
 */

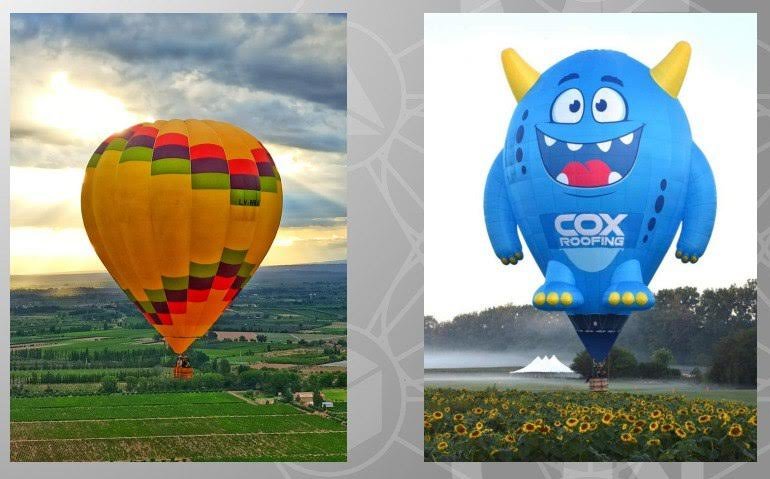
xmin=536 ymin=126 xmax=643 ymax=188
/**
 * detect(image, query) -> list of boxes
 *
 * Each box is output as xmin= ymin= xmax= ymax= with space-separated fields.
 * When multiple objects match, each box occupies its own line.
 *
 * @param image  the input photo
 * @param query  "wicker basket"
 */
xmin=173 ymin=366 xmax=194 ymax=380
xmin=589 ymin=377 xmax=608 ymax=392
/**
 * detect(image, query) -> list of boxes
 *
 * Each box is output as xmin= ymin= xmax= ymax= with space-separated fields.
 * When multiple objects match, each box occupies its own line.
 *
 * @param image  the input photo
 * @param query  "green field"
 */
xmin=11 ymin=391 xmax=346 ymax=461
xmin=322 ymin=388 xmax=347 ymax=402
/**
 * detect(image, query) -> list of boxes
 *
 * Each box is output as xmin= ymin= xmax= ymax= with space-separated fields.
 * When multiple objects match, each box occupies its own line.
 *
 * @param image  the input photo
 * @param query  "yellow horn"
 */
xmin=651 ymin=41 xmax=691 ymax=98
xmin=501 ymin=48 xmax=539 ymax=101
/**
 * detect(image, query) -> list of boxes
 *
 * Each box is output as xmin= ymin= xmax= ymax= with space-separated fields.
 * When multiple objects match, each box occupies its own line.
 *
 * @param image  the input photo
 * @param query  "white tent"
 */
xmin=511 ymin=355 xmax=575 ymax=374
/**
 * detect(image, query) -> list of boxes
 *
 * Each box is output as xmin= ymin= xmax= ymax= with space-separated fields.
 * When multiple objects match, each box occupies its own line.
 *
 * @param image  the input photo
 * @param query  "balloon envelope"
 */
xmin=81 ymin=119 xmax=282 ymax=354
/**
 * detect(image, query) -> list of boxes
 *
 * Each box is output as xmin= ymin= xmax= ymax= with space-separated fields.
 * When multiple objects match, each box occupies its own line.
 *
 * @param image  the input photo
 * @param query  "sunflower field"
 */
xmin=424 ymin=388 xmax=756 ymax=462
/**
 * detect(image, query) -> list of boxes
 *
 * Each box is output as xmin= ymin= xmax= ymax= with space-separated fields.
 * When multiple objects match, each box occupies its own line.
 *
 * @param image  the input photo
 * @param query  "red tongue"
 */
xmin=562 ymin=159 xmax=611 ymax=187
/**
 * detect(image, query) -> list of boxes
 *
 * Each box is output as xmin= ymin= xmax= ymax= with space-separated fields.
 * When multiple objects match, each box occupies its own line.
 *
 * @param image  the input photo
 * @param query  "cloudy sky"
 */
xmin=425 ymin=14 xmax=756 ymax=321
xmin=10 ymin=13 xmax=346 ymax=275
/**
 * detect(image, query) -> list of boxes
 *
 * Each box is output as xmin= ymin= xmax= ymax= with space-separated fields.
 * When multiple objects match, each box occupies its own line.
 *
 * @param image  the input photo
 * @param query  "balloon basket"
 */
xmin=173 ymin=355 xmax=193 ymax=380
xmin=589 ymin=377 xmax=608 ymax=392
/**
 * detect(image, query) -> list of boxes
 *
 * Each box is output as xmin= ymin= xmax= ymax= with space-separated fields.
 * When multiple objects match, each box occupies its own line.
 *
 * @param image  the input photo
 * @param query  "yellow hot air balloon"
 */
xmin=81 ymin=119 xmax=282 ymax=376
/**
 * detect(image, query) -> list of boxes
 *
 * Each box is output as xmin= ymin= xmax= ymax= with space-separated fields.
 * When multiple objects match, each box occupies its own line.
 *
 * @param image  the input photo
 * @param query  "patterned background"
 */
xmin=0 ymin=1 xmax=767 ymax=478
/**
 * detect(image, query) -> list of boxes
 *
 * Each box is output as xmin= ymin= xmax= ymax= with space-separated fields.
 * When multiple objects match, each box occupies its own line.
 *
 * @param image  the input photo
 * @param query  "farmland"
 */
xmin=10 ymin=263 xmax=347 ymax=461
xmin=424 ymin=387 xmax=757 ymax=462
xmin=12 ymin=391 xmax=346 ymax=461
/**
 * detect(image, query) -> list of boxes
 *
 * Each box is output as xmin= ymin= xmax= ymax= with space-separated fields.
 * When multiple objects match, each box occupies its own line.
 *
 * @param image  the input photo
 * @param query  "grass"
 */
xmin=11 ymin=391 xmax=346 ymax=462
xmin=322 ymin=388 xmax=347 ymax=402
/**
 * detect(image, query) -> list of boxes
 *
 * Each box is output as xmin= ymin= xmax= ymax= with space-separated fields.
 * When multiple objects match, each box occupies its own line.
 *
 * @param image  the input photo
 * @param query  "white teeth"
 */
xmin=557 ymin=173 xmax=569 ymax=185
xmin=567 ymin=143 xmax=582 ymax=151
xmin=608 ymin=171 xmax=622 ymax=184
xmin=544 ymin=135 xmax=556 ymax=147
xmin=620 ymin=133 xmax=634 ymax=145
xmin=597 ymin=140 xmax=612 ymax=152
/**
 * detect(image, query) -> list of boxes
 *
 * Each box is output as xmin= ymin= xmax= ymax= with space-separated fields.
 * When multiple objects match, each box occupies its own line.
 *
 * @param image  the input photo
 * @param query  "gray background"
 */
xmin=0 ymin=0 xmax=766 ymax=478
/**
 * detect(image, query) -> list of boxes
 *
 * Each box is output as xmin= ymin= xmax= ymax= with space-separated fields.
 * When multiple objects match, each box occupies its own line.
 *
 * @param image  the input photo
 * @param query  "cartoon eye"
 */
xmin=592 ymin=87 xmax=627 ymax=123
xmin=551 ymin=88 xmax=583 ymax=124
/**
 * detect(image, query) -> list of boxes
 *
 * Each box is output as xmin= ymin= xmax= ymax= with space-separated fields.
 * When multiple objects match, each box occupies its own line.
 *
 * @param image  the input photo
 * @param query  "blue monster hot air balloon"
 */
xmin=484 ymin=42 xmax=716 ymax=390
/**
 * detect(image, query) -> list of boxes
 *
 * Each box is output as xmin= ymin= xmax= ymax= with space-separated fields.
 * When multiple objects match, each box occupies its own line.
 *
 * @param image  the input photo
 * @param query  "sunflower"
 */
xmin=646 ymin=438 xmax=661 ymax=447
xmin=685 ymin=421 xmax=696 ymax=433
xmin=675 ymin=427 xmax=687 ymax=439
xmin=635 ymin=420 xmax=646 ymax=428
xmin=473 ymin=407 xmax=483 ymax=415
xmin=578 ymin=422 xmax=590 ymax=433
xmin=553 ymin=420 xmax=562 ymax=427
xmin=475 ymin=421 xmax=484 ymax=431
xmin=437 ymin=441 xmax=448 ymax=451
xmin=469 ymin=429 xmax=482 ymax=439
xmin=504 ymin=434 xmax=515 ymax=443
xmin=698 ymin=414 xmax=712 ymax=424
xmin=661 ymin=423 xmax=674 ymax=433
xmin=432 ymin=411 xmax=443 ymax=420
xmin=522 ymin=422 xmax=536 ymax=433
xmin=540 ymin=425 xmax=552 ymax=434
xmin=620 ymin=433 xmax=637 ymax=444
xmin=649 ymin=409 xmax=662 ymax=419
xmin=566 ymin=417 xmax=579 ymax=428
xmin=454 ymin=424 xmax=467 ymax=435
xmin=601 ymin=413 xmax=613 ymax=425
xmin=727 ymin=424 xmax=743 ymax=438
xmin=649 ymin=421 xmax=659 ymax=432
xmin=749 ymin=415 xmax=757 ymax=426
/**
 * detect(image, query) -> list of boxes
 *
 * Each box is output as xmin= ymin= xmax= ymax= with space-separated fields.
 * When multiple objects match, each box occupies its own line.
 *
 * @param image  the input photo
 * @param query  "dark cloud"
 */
xmin=11 ymin=13 xmax=346 ymax=110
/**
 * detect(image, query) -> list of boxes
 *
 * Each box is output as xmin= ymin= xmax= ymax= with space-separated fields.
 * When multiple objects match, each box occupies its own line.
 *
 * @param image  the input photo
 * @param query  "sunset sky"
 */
xmin=10 ymin=13 xmax=346 ymax=275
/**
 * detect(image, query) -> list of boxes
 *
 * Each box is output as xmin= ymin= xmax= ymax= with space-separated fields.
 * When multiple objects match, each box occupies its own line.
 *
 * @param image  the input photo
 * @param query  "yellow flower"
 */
xmin=647 ymin=438 xmax=661 ymax=446
xmin=675 ymin=427 xmax=687 ymax=439
xmin=566 ymin=417 xmax=579 ymax=428
xmin=473 ymin=407 xmax=483 ymax=415
xmin=601 ymin=413 xmax=613 ymax=425
xmin=437 ymin=441 xmax=448 ymax=451
xmin=649 ymin=421 xmax=659 ymax=432
xmin=444 ymin=407 xmax=450 ymax=413
xmin=504 ymin=434 xmax=515 ymax=443
xmin=469 ymin=429 xmax=482 ymax=439
xmin=553 ymin=420 xmax=562 ymax=427
xmin=522 ymin=422 xmax=536 ymax=433
xmin=661 ymin=423 xmax=674 ymax=433
xmin=698 ymin=414 xmax=711 ymax=424
xmin=475 ymin=421 xmax=484 ymax=431
xmin=519 ymin=408 xmax=526 ymax=414
xmin=620 ymin=433 xmax=637 ymax=444
xmin=432 ymin=411 xmax=443 ymax=420
xmin=650 ymin=410 xmax=662 ymax=419
xmin=685 ymin=422 xmax=696 ymax=433
xmin=749 ymin=415 xmax=757 ymax=426
xmin=579 ymin=422 xmax=590 ymax=433
xmin=621 ymin=423 xmax=628 ymax=431
xmin=727 ymin=424 xmax=743 ymax=438
xmin=454 ymin=424 xmax=467 ymax=435
xmin=631 ymin=426 xmax=643 ymax=434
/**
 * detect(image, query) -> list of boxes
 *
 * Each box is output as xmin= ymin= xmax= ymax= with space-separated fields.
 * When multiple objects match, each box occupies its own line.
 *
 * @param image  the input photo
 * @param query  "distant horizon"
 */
xmin=10 ymin=258 xmax=347 ymax=278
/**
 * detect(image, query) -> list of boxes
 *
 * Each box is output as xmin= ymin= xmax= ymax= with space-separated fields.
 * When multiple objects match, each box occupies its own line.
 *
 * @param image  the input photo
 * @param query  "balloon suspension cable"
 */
xmin=589 ymin=358 xmax=608 ymax=392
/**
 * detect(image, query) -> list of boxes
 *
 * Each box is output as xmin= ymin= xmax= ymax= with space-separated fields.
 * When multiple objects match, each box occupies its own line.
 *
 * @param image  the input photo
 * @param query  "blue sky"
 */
xmin=10 ymin=13 xmax=347 ymax=274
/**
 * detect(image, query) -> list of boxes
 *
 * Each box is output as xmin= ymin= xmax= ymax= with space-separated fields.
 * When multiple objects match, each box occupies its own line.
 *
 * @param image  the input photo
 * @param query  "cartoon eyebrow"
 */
xmin=601 ymin=75 xmax=624 ymax=87
xmin=558 ymin=73 xmax=579 ymax=85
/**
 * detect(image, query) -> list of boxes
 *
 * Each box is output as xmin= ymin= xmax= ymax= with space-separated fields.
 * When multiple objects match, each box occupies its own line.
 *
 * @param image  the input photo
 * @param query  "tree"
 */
xmin=100 ymin=375 xmax=119 ymax=394
xmin=313 ymin=389 xmax=324 ymax=408
xmin=608 ymin=348 xmax=638 ymax=377
xmin=571 ymin=351 xmax=592 ymax=379
xmin=651 ymin=348 xmax=674 ymax=369
xmin=708 ymin=327 xmax=757 ymax=385
xmin=257 ymin=334 xmax=268 ymax=343
xmin=217 ymin=358 xmax=231 ymax=375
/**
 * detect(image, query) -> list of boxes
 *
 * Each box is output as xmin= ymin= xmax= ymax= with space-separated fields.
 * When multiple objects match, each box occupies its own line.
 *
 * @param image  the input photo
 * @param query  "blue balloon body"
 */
xmin=484 ymin=49 xmax=716 ymax=362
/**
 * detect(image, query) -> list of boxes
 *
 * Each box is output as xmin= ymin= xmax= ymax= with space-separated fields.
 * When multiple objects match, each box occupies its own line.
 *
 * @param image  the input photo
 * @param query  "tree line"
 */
xmin=425 ymin=280 xmax=756 ymax=383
